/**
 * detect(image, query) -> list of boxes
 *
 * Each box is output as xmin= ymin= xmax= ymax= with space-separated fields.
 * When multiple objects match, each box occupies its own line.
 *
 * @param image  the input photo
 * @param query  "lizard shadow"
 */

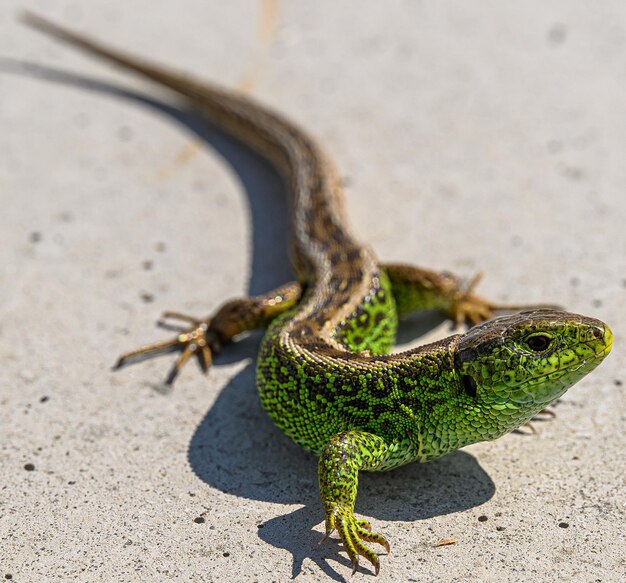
xmin=0 ymin=56 xmax=293 ymax=294
xmin=2 ymin=59 xmax=495 ymax=580
xmin=189 ymin=355 xmax=495 ymax=580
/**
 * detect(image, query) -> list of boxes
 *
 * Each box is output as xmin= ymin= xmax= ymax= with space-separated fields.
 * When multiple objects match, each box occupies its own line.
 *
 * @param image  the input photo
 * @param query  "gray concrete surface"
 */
xmin=1 ymin=1 xmax=624 ymax=581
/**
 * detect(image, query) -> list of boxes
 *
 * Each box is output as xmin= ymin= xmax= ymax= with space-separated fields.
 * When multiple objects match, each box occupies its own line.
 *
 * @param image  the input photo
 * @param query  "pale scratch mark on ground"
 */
xmin=154 ymin=141 xmax=203 ymax=183
xmin=155 ymin=0 xmax=281 ymax=183
xmin=237 ymin=0 xmax=280 ymax=93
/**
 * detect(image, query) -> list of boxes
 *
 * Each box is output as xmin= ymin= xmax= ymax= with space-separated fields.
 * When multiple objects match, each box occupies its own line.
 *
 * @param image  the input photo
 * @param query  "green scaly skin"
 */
xmin=257 ymin=304 xmax=612 ymax=574
xmin=22 ymin=14 xmax=614 ymax=577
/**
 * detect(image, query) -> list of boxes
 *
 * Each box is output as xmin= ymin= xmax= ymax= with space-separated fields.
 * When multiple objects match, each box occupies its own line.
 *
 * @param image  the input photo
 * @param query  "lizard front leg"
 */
xmin=319 ymin=431 xmax=394 ymax=576
xmin=115 ymin=282 xmax=301 ymax=384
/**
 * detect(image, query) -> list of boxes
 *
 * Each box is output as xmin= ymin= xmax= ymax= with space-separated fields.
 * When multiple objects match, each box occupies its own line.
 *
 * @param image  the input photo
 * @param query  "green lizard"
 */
xmin=22 ymin=13 xmax=613 ymax=576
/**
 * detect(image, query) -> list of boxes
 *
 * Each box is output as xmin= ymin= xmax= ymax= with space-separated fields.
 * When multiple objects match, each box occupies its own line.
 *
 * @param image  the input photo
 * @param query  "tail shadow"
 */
xmin=1 ymin=57 xmax=495 ymax=580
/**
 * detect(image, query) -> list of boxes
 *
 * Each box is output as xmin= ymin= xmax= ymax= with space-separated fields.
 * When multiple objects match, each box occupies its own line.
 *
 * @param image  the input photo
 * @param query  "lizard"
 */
xmin=21 ymin=13 xmax=613 ymax=576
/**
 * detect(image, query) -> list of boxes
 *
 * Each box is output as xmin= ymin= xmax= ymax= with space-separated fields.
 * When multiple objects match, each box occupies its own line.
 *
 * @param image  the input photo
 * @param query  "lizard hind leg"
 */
xmin=383 ymin=263 xmax=563 ymax=329
xmin=115 ymin=282 xmax=301 ymax=385
xmin=448 ymin=272 xmax=563 ymax=327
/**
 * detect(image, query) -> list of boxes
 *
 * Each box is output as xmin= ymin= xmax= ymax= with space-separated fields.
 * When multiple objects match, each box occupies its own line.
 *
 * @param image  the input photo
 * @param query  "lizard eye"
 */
xmin=526 ymin=334 xmax=552 ymax=352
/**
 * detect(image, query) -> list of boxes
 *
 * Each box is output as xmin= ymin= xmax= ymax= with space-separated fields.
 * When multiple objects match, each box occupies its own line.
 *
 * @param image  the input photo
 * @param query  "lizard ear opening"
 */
xmin=462 ymin=375 xmax=477 ymax=398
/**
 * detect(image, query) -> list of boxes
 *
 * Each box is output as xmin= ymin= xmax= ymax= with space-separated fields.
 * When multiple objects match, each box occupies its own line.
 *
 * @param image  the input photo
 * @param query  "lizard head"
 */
xmin=453 ymin=309 xmax=612 ymax=436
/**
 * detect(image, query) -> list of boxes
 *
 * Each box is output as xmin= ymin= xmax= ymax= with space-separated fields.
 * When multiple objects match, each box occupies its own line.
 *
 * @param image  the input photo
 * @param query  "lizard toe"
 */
xmin=334 ymin=512 xmax=386 ymax=576
xmin=115 ymin=313 xmax=218 ymax=385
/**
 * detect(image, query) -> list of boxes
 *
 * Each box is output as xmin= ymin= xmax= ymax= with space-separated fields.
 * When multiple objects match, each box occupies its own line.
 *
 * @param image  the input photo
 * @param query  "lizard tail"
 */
xmin=20 ymin=11 xmax=229 ymax=103
xmin=20 ymin=12 xmax=373 ymax=301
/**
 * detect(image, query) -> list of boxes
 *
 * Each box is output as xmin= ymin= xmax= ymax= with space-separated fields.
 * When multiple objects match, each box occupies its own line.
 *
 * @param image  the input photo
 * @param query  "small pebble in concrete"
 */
xmin=194 ymin=516 xmax=205 ymax=524
xmin=558 ymin=522 xmax=570 ymax=529
xmin=118 ymin=126 xmax=133 ymax=142
xmin=547 ymin=23 xmax=567 ymax=45
xmin=140 ymin=292 xmax=155 ymax=303
xmin=24 ymin=463 xmax=35 ymax=471
xmin=477 ymin=515 xmax=488 ymax=522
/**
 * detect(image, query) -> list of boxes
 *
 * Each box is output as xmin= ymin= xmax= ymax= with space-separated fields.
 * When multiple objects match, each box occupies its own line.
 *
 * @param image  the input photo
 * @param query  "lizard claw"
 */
xmin=514 ymin=421 xmax=538 ymax=435
xmin=533 ymin=407 xmax=557 ymax=419
xmin=351 ymin=558 xmax=359 ymax=577
xmin=325 ymin=511 xmax=388 ymax=576
xmin=515 ymin=406 xmax=558 ymax=435
xmin=115 ymin=311 xmax=218 ymax=385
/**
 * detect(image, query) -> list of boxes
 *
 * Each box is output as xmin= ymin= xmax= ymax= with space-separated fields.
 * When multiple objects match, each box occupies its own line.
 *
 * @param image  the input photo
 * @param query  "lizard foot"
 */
xmin=514 ymin=407 xmax=557 ymax=435
xmin=323 ymin=512 xmax=389 ymax=576
xmin=450 ymin=273 xmax=498 ymax=327
xmin=450 ymin=272 xmax=563 ymax=328
xmin=114 ymin=311 xmax=219 ymax=385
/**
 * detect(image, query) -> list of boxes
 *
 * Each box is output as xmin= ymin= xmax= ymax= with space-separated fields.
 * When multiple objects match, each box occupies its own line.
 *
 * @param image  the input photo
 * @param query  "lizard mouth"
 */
xmin=509 ymin=328 xmax=613 ymax=406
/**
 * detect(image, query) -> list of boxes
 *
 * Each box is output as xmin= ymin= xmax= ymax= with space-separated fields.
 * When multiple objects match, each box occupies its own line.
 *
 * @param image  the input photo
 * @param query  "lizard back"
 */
xmin=20 ymin=14 xmax=408 ymax=454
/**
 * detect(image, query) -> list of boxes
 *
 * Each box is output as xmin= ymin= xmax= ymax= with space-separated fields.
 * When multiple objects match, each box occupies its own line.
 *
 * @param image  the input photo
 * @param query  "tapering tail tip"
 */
xmin=19 ymin=10 xmax=52 ymax=32
xmin=19 ymin=10 xmax=90 ymax=47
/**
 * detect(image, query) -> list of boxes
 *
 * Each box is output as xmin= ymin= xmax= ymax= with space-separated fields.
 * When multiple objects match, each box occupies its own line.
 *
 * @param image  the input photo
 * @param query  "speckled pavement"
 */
xmin=1 ymin=1 xmax=624 ymax=581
